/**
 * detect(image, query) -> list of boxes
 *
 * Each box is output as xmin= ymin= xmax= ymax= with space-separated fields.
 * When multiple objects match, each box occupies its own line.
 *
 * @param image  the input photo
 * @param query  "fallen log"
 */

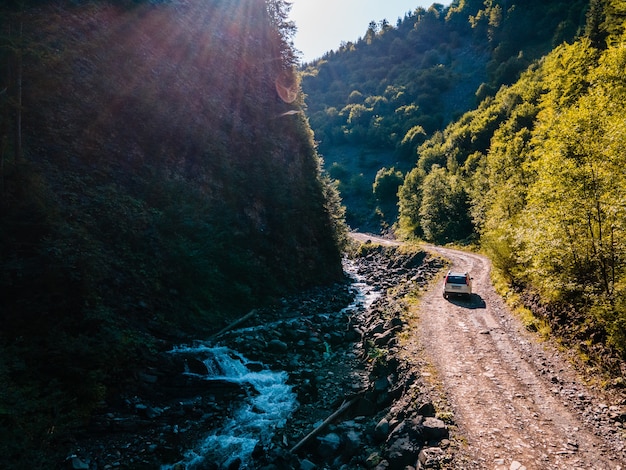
xmin=210 ymin=309 xmax=256 ymax=341
xmin=289 ymin=396 xmax=359 ymax=454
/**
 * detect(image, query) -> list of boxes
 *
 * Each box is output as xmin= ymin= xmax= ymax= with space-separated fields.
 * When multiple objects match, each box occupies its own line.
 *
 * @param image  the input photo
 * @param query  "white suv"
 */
xmin=443 ymin=271 xmax=472 ymax=299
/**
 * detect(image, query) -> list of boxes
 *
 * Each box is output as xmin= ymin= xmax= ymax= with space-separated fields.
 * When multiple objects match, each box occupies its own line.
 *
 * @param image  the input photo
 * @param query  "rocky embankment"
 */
xmin=67 ymin=242 xmax=451 ymax=470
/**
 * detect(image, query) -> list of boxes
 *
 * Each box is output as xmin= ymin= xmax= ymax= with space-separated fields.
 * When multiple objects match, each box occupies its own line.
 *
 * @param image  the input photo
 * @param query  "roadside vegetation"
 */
xmin=304 ymin=0 xmax=626 ymax=381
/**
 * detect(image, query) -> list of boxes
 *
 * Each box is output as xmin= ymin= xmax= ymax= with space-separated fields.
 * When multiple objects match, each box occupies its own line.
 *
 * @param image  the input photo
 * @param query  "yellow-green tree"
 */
xmin=397 ymin=166 xmax=425 ymax=238
xmin=419 ymin=165 xmax=473 ymax=243
xmin=520 ymin=39 xmax=626 ymax=337
xmin=475 ymin=76 xmax=542 ymax=277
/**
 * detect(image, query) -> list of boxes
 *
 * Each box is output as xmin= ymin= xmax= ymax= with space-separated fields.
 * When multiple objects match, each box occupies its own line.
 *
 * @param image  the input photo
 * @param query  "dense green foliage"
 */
xmin=398 ymin=1 xmax=626 ymax=372
xmin=373 ymin=166 xmax=404 ymax=204
xmin=300 ymin=0 xmax=587 ymax=229
xmin=0 ymin=0 xmax=346 ymax=465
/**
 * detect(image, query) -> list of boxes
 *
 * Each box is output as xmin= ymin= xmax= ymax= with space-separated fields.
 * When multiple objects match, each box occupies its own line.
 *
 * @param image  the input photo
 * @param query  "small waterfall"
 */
xmin=347 ymin=280 xmax=380 ymax=311
xmin=162 ymin=345 xmax=297 ymax=470
xmin=162 ymin=262 xmax=380 ymax=469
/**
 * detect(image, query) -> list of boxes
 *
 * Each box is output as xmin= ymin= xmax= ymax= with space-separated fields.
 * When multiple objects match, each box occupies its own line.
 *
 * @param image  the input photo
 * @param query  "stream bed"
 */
xmin=67 ymin=245 xmax=449 ymax=470
xmin=161 ymin=346 xmax=297 ymax=469
xmin=162 ymin=261 xmax=380 ymax=469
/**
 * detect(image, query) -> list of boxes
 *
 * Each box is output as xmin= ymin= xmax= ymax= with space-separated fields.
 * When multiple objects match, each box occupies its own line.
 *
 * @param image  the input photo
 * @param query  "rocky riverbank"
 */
xmin=66 ymin=242 xmax=453 ymax=469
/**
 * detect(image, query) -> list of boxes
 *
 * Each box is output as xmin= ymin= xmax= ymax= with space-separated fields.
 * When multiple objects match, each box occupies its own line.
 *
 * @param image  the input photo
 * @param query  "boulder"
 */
xmin=417 ymin=402 xmax=436 ymax=418
xmin=317 ymin=432 xmax=342 ymax=459
xmin=343 ymin=430 xmax=362 ymax=457
xmin=374 ymin=376 xmax=390 ymax=393
xmin=372 ymin=326 xmax=401 ymax=347
xmin=365 ymin=452 xmax=383 ymax=469
xmin=418 ymin=447 xmax=446 ymax=469
xmin=388 ymin=417 xmax=424 ymax=444
xmin=374 ymin=460 xmax=390 ymax=470
xmin=353 ymin=396 xmax=377 ymax=417
xmin=67 ymin=456 xmax=90 ymax=470
xmin=421 ymin=418 xmax=448 ymax=442
xmin=374 ymin=418 xmax=390 ymax=442
xmin=267 ymin=339 xmax=289 ymax=353
xmin=300 ymin=459 xmax=317 ymax=470
xmin=135 ymin=403 xmax=163 ymax=419
xmin=186 ymin=357 xmax=209 ymax=375
xmin=386 ymin=436 xmax=420 ymax=469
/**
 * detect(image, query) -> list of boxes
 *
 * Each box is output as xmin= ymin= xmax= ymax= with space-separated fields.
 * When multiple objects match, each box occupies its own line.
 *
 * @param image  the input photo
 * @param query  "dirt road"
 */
xmin=412 ymin=246 xmax=626 ymax=469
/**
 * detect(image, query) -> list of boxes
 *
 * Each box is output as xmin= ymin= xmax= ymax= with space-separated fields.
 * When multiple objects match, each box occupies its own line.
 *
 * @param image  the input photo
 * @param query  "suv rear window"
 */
xmin=447 ymin=275 xmax=467 ymax=284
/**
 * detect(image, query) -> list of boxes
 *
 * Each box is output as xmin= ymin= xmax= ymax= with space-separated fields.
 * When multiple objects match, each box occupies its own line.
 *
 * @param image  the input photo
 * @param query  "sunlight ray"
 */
xmin=70 ymin=0 xmax=265 ymax=163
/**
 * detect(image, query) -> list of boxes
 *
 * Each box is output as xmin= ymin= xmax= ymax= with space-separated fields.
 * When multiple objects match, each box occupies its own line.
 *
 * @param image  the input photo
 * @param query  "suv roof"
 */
xmin=446 ymin=271 xmax=469 ymax=282
xmin=443 ymin=270 xmax=472 ymax=298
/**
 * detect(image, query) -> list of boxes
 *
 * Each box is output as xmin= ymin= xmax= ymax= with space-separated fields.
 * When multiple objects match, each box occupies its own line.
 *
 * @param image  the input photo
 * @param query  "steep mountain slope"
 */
xmin=301 ymin=0 xmax=588 ymax=230
xmin=0 ymin=0 xmax=345 ymax=465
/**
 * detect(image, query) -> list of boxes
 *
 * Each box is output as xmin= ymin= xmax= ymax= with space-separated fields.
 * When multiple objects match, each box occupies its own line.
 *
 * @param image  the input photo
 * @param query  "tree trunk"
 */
xmin=0 ymin=136 xmax=5 ymax=199
xmin=14 ymin=14 xmax=22 ymax=161
xmin=289 ymin=396 xmax=359 ymax=454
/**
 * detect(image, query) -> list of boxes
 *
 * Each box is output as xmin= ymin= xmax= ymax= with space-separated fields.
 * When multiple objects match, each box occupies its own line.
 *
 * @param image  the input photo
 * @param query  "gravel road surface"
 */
xmin=416 ymin=246 xmax=625 ymax=469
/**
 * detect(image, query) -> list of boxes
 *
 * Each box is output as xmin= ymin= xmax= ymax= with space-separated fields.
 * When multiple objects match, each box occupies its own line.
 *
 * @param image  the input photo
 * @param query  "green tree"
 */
xmin=603 ymin=0 xmax=626 ymax=43
xmin=343 ymin=103 xmax=373 ymax=127
xmin=320 ymin=172 xmax=349 ymax=250
xmin=419 ymin=165 xmax=472 ymax=243
xmin=585 ymin=0 xmax=608 ymax=49
xmin=373 ymin=166 xmax=403 ymax=203
xmin=397 ymin=166 xmax=425 ymax=238
xmin=265 ymin=0 xmax=298 ymax=66
xmin=398 ymin=124 xmax=426 ymax=159
xmin=365 ymin=20 xmax=378 ymax=44
xmin=520 ymin=41 xmax=626 ymax=302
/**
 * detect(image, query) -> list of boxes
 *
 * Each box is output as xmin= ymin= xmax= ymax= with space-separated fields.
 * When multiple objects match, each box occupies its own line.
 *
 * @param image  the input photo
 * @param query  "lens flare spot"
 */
xmin=275 ymin=70 xmax=298 ymax=103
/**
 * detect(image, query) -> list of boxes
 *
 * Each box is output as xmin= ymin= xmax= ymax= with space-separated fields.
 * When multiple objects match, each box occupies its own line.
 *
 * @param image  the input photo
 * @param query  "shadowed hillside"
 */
xmin=0 ymin=0 xmax=345 ymax=465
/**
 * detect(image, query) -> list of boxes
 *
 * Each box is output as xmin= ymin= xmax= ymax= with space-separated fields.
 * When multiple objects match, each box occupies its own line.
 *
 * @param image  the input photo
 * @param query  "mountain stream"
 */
xmin=161 ymin=262 xmax=381 ymax=469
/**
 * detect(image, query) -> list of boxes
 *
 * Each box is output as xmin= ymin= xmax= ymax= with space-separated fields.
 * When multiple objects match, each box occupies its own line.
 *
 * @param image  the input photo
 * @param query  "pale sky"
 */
xmin=289 ymin=1 xmax=444 ymax=63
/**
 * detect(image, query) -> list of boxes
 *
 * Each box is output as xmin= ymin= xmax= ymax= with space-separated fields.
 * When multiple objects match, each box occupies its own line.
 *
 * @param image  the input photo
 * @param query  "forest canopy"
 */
xmin=300 ymin=0 xmax=589 ymax=230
